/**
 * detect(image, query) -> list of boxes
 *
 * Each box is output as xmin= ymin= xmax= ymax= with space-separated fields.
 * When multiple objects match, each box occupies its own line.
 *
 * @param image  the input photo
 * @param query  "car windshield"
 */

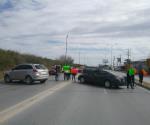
xmin=35 ymin=64 xmax=46 ymax=70
xmin=84 ymin=67 xmax=98 ymax=71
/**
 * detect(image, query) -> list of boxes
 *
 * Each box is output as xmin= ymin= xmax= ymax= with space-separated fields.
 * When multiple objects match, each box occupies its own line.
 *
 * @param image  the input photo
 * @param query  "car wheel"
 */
xmin=115 ymin=84 xmax=119 ymax=89
xmin=40 ymin=80 xmax=47 ymax=84
xmin=80 ymin=77 xmax=85 ymax=83
xmin=104 ymin=80 xmax=111 ymax=88
xmin=4 ymin=75 xmax=11 ymax=83
xmin=25 ymin=76 xmax=33 ymax=84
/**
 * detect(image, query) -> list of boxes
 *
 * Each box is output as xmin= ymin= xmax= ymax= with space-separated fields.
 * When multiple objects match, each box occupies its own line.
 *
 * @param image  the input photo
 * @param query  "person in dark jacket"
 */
xmin=55 ymin=65 xmax=59 ymax=81
xmin=139 ymin=69 xmax=144 ymax=85
xmin=127 ymin=70 xmax=131 ymax=88
xmin=128 ymin=66 xmax=135 ymax=89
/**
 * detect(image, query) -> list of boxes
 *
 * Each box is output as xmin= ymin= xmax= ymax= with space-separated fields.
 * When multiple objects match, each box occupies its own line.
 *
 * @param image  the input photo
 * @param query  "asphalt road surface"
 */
xmin=0 ymin=76 xmax=150 ymax=125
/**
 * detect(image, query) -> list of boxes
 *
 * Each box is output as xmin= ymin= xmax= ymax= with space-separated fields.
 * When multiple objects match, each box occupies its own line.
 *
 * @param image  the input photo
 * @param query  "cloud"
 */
xmin=0 ymin=0 xmax=150 ymax=65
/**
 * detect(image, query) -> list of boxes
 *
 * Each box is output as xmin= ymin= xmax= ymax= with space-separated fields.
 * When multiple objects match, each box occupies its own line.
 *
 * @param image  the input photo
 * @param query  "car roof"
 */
xmin=84 ymin=66 xmax=98 ymax=69
xmin=104 ymin=70 xmax=125 ymax=77
xmin=16 ymin=63 xmax=41 ymax=66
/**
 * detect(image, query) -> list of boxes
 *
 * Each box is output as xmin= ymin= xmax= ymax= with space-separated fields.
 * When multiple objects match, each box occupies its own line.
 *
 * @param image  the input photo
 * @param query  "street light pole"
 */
xmin=79 ymin=51 xmax=80 ymax=65
xmin=111 ymin=45 xmax=113 ymax=67
xmin=65 ymin=33 xmax=69 ymax=65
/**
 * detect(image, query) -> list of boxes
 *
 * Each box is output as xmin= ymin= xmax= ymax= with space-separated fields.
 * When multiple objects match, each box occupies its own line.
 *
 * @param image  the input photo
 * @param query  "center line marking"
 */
xmin=0 ymin=81 xmax=71 ymax=123
xmin=104 ymin=89 xmax=108 ymax=94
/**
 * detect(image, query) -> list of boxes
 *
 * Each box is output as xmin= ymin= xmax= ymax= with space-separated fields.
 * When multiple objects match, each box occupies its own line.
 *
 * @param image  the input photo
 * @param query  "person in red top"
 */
xmin=71 ymin=67 xmax=78 ymax=82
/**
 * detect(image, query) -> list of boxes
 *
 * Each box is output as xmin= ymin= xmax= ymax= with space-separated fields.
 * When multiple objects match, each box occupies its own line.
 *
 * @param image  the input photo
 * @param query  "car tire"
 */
xmin=80 ymin=77 xmax=85 ymax=83
xmin=40 ymin=80 xmax=47 ymax=84
xmin=104 ymin=80 xmax=111 ymax=88
xmin=25 ymin=76 xmax=33 ymax=84
xmin=115 ymin=84 xmax=119 ymax=89
xmin=4 ymin=75 xmax=11 ymax=83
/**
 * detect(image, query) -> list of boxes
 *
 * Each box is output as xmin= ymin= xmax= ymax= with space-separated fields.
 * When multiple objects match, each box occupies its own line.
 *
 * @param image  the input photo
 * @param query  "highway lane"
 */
xmin=2 ymin=81 xmax=150 ymax=125
xmin=0 ymin=75 xmax=63 ymax=111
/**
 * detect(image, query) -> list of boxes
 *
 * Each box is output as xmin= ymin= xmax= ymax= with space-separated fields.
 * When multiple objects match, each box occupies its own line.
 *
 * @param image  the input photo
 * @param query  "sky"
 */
xmin=0 ymin=0 xmax=150 ymax=66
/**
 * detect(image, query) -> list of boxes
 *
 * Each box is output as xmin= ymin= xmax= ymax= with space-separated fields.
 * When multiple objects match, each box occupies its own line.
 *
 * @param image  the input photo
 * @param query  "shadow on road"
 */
xmin=0 ymin=80 xmax=45 ymax=86
xmin=77 ymin=81 xmax=124 ymax=90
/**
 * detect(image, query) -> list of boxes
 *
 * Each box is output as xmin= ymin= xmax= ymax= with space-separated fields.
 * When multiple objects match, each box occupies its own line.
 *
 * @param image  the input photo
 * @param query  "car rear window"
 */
xmin=84 ymin=67 xmax=98 ymax=72
xmin=35 ymin=64 xmax=46 ymax=69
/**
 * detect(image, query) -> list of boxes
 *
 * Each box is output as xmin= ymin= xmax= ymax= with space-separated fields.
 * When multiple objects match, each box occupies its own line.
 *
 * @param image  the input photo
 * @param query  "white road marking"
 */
xmin=0 ymin=81 xmax=70 ymax=123
xmin=0 ymin=86 xmax=7 ymax=89
xmin=104 ymin=89 xmax=108 ymax=94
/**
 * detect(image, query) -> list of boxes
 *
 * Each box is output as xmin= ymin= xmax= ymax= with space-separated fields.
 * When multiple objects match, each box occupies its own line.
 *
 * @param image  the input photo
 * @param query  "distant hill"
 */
xmin=0 ymin=48 xmax=60 ymax=71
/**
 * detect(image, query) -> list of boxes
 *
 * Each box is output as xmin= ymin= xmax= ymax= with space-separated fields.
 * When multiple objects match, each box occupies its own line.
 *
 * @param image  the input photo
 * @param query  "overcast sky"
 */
xmin=0 ymin=0 xmax=150 ymax=66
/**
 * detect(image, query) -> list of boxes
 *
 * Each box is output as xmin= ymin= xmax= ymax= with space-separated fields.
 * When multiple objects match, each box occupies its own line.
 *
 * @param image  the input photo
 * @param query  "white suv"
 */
xmin=4 ymin=64 xmax=49 ymax=84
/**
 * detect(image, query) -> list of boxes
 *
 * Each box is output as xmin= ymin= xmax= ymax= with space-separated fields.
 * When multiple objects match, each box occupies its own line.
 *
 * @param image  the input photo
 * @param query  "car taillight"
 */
xmin=33 ymin=69 xmax=38 ymax=73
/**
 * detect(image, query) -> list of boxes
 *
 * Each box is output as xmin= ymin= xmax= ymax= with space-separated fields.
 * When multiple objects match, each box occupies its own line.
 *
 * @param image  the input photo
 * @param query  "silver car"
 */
xmin=4 ymin=64 xmax=49 ymax=84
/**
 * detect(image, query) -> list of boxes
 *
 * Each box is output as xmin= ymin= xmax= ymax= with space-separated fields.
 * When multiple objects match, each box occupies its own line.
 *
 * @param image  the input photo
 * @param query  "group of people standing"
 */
xmin=52 ymin=65 xmax=78 ymax=82
xmin=126 ymin=65 xmax=144 ymax=89
xmin=63 ymin=65 xmax=78 ymax=82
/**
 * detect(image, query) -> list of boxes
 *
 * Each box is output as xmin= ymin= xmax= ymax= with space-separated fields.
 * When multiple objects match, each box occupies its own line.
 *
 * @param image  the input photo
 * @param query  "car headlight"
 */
xmin=116 ymin=77 xmax=122 ymax=81
xmin=117 ymin=77 xmax=125 ymax=82
xmin=35 ymin=73 xmax=40 ymax=76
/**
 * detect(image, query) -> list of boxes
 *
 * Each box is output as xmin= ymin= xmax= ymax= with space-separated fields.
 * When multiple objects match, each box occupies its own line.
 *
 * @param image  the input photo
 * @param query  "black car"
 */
xmin=78 ymin=67 xmax=126 ymax=88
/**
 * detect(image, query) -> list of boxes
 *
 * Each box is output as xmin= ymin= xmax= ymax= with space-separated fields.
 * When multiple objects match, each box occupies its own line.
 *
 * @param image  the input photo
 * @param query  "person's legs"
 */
xmin=55 ymin=74 xmax=57 ymax=81
xmin=139 ymin=74 xmax=142 ymax=84
xmin=64 ymin=73 xmax=65 ymax=80
xmin=66 ymin=73 xmax=68 ymax=80
xmin=140 ymin=75 xmax=143 ymax=85
xmin=72 ymin=74 xmax=74 ymax=80
xmin=141 ymin=75 xmax=143 ymax=84
xmin=127 ymin=76 xmax=130 ymax=88
xmin=130 ymin=75 xmax=134 ymax=89
xmin=129 ymin=76 xmax=133 ymax=88
xmin=139 ymin=74 xmax=141 ymax=83
xmin=68 ymin=73 xmax=71 ymax=80
xmin=133 ymin=75 xmax=135 ymax=86
xmin=132 ymin=75 xmax=135 ymax=87
xmin=73 ymin=74 xmax=76 ymax=82
xmin=127 ymin=80 xmax=129 ymax=88
xmin=64 ymin=73 xmax=67 ymax=80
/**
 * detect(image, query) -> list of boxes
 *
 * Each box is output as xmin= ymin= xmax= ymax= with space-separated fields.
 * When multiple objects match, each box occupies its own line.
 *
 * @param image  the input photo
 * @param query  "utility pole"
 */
xmin=113 ymin=56 xmax=115 ymax=69
xmin=111 ymin=45 xmax=113 ymax=67
xmin=127 ymin=48 xmax=131 ymax=65
xmin=83 ymin=54 xmax=86 ymax=66
xmin=65 ymin=33 xmax=69 ymax=65
xmin=120 ymin=54 xmax=122 ymax=66
xmin=79 ymin=51 xmax=80 ymax=65
xmin=127 ymin=49 xmax=130 ymax=61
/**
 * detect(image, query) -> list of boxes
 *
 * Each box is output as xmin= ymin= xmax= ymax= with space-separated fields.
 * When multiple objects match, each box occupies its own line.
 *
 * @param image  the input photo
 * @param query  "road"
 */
xmin=0 ymin=75 xmax=150 ymax=125
xmin=0 ymin=75 xmax=64 ymax=112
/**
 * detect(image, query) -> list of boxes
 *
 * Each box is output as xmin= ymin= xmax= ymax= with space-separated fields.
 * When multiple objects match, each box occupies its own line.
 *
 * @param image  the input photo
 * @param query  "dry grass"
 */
xmin=0 ymin=71 xmax=4 ymax=80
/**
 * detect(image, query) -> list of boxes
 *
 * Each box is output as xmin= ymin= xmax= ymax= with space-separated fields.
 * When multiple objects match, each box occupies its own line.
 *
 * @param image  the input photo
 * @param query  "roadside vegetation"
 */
xmin=0 ymin=48 xmax=74 ymax=79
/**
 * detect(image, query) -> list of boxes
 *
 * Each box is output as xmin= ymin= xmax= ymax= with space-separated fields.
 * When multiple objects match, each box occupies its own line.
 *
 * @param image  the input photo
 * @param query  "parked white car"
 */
xmin=4 ymin=64 xmax=49 ymax=84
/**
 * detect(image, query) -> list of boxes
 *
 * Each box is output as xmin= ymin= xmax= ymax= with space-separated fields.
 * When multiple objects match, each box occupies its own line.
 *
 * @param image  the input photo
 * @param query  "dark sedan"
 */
xmin=78 ymin=67 xmax=126 ymax=88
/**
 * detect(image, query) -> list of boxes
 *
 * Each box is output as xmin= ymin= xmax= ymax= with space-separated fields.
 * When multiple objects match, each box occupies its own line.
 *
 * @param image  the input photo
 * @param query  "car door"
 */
xmin=18 ymin=65 xmax=29 ymax=80
xmin=94 ymin=70 xmax=109 ymax=85
xmin=12 ymin=65 xmax=29 ymax=80
xmin=10 ymin=65 xmax=23 ymax=80
xmin=83 ymin=69 xmax=95 ymax=83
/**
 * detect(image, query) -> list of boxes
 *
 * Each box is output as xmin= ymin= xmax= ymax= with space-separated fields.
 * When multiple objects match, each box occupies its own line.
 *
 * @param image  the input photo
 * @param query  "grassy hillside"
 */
xmin=0 ymin=49 xmax=61 ymax=79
